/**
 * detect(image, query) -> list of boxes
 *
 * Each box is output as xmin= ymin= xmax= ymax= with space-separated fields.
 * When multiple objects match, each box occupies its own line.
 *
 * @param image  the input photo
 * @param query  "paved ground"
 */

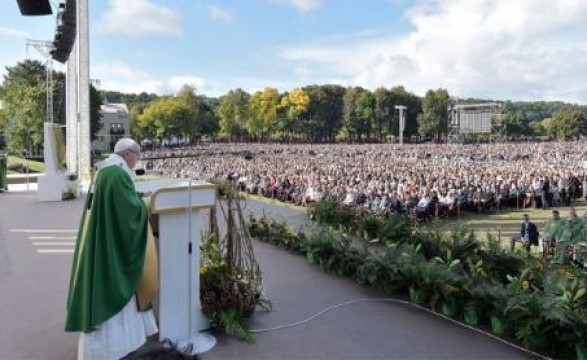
xmin=0 ymin=193 xmax=81 ymax=360
xmin=0 ymin=191 xmax=535 ymax=359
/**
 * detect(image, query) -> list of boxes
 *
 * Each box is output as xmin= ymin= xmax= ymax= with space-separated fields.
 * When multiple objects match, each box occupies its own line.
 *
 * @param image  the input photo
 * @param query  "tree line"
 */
xmin=129 ymin=85 xmax=586 ymax=144
xmin=2 ymin=60 xmax=587 ymax=153
xmin=0 ymin=60 xmax=102 ymax=153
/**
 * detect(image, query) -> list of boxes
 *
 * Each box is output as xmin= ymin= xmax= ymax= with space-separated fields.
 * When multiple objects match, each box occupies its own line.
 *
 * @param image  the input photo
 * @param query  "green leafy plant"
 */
xmin=483 ymin=284 xmax=509 ymax=335
xmin=249 ymin=204 xmax=587 ymax=358
xmin=377 ymin=214 xmax=411 ymax=245
xmin=310 ymin=201 xmax=356 ymax=231
xmin=357 ymin=214 xmax=382 ymax=240
xmin=219 ymin=308 xmax=255 ymax=343
xmin=478 ymin=234 xmax=525 ymax=283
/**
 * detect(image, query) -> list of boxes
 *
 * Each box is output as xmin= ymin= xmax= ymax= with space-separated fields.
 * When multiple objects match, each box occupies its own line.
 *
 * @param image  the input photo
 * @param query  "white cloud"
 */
xmin=294 ymin=66 xmax=313 ymax=79
xmin=279 ymin=0 xmax=587 ymax=103
xmin=97 ymin=0 xmax=182 ymax=36
xmin=94 ymin=61 xmax=165 ymax=94
xmin=94 ymin=62 xmax=152 ymax=80
xmin=0 ymin=26 xmax=30 ymax=38
xmin=208 ymin=5 xmax=234 ymax=23
xmin=93 ymin=62 xmax=217 ymax=95
xmin=271 ymin=0 xmax=322 ymax=13
xmin=168 ymin=76 xmax=214 ymax=93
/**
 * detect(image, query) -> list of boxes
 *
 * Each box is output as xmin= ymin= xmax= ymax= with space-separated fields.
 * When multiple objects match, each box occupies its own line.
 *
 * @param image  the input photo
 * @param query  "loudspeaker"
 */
xmin=50 ymin=0 xmax=76 ymax=63
xmin=16 ymin=0 xmax=52 ymax=16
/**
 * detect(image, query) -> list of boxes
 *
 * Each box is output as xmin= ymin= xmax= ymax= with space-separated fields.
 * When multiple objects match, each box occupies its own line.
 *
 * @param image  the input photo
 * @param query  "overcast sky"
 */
xmin=1 ymin=0 xmax=586 ymax=103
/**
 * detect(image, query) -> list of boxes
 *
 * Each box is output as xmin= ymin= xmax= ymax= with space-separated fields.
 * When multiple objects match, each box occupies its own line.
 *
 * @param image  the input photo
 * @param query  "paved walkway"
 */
xmin=0 ymin=192 xmax=535 ymax=359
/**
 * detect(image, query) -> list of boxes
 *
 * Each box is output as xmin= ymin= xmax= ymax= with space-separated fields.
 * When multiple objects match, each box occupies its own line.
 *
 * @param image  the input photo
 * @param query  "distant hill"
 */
xmin=457 ymin=97 xmax=587 ymax=123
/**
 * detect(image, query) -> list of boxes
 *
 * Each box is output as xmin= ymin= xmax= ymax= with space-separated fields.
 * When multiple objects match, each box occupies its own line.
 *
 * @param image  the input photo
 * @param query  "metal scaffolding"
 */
xmin=448 ymin=101 xmax=506 ymax=145
xmin=26 ymin=40 xmax=55 ymax=124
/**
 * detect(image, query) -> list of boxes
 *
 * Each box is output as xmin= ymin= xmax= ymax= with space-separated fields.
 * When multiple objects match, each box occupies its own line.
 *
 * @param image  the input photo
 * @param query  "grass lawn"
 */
xmin=244 ymin=192 xmax=587 ymax=245
xmin=7 ymin=156 xmax=46 ymax=174
xmin=445 ymin=202 xmax=587 ymax=244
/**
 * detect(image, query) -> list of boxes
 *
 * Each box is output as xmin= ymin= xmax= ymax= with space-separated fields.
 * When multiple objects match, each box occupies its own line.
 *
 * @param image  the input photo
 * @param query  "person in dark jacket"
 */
xmin=541 ymin=177 xmax=550 ymax=209
xmin=510 ymin=213 xmax=539 ymax=253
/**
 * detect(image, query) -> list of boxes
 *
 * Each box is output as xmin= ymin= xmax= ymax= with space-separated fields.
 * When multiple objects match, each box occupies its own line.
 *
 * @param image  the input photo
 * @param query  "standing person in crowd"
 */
xmin=541 ymin=176 xmax=550 ymax=209
xmin=65 ymin=138 xmax=158 ymax=359
xmin=511 ymin=214 xmax=539 ymax=254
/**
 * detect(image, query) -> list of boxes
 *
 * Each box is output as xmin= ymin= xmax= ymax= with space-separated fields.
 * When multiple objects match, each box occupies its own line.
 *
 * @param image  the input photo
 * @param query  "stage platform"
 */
xmin=0 ymin=194 xmax=534 ymax=359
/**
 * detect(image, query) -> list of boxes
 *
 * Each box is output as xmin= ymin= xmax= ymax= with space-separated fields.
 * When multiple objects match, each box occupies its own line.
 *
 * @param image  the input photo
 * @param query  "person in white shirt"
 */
xmin=416 ymin=193 xmax=431 ymax=220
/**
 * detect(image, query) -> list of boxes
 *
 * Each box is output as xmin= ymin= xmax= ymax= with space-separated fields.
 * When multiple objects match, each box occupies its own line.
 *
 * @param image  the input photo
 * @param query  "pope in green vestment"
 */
xmin=542 ymin=216 xmax=565 ymax=242
xmin=65 ymin=158 xmax=148 ymax=333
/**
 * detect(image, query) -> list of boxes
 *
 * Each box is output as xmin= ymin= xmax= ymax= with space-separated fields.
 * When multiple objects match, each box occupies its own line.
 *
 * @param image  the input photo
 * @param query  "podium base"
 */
xmin=179 ymin=333 xmax=216 ymax=355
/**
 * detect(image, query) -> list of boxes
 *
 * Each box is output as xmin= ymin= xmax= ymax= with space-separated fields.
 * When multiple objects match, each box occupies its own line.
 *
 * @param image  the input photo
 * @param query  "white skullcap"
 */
xmin=114 ymin=138 xmax=139 ymax=154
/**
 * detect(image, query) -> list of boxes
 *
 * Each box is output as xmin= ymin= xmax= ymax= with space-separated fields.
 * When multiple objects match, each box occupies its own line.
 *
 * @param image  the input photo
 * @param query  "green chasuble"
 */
xmin=543 ymin=218 xmax=565 ymax=241
xmin=65 ymin=165 xmax=148 ymax=333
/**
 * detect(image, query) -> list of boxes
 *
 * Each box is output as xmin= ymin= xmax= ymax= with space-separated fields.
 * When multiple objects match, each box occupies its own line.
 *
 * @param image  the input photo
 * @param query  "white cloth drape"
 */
xmin=77 ymin=296 xmax=158 ymax=360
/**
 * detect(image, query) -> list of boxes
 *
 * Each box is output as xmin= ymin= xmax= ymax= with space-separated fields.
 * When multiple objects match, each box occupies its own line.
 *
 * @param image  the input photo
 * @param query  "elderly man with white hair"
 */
xmin=65 ymin=138 xmax=158 ymax=359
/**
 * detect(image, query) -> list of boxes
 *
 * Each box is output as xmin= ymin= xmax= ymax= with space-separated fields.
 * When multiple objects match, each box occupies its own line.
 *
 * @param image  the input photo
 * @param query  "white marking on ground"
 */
xmin=32 ymin=242 xmax=75 ymax=246
xmin=36 ymin=249 xmax=75 ymax=254
xmin=10 ymin=229 xmax=77 ymax=233
xmin=28 ymin=236 xmax=76 ymax=240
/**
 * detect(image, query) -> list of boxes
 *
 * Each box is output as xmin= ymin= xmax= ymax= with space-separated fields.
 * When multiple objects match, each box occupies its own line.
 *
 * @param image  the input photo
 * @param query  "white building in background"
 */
xmin=92 ymin=103 xmax=130 ymax=153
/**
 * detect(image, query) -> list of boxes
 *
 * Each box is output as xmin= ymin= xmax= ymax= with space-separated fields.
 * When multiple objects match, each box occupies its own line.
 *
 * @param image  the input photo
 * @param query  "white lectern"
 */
xmin=136 ymin=179 xmax=217 ymax=354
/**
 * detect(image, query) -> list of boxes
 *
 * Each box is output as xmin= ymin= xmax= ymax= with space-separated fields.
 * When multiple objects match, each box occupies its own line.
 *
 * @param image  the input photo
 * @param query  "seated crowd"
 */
xmin=145 ymin=141 xmax=587 ymax=220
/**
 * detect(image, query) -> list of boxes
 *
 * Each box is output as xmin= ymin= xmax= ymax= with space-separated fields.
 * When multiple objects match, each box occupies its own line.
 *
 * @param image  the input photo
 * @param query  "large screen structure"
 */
xmin=453 ymin=103 xmax=501 ymax=135
xmin=458 ymin=109 xmax=492 ymax=134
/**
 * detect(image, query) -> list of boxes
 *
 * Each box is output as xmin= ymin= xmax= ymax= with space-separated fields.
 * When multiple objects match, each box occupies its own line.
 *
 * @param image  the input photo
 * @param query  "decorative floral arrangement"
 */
xmin=61 ymin=185 xmax=77 ymax=200
xmin=199 ymin=182 xmax=270 ymax=343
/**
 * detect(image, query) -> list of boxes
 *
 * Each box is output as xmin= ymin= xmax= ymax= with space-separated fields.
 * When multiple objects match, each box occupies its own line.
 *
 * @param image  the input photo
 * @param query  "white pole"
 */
xmin=78 ymin=0 xmax=91 ymax=185
xmin=395 ymin=105 xmax=407 ymax=145
xmin=66 ymin=41 xmax=78 ymax=174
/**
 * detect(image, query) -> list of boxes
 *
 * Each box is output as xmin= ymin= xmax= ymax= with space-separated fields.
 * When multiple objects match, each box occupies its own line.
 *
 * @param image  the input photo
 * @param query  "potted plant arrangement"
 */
xmin=200 ymin=182 xmax=270 ymax=342
xmin=61 ymin=185 xmax=77 ymax=200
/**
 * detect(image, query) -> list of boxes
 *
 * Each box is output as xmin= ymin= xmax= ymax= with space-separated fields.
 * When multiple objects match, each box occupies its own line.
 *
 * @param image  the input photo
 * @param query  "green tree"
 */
xmin=0 ymin=60 xmax=47 ymax=152
xmin=197 ymin=100 xmax=219 ymax=139
xmin=0 ymin=60 xmax=102 ymax=153
xmin=303 ymin=84 xmax=345 ymax=142
xmin=175 ymin=85 xmax=200 ymax=142
xmin=218 ymin=88 xmax=250 ymax=141
xmin=129 ymin=104 xmax=151 ymax=141
xmin=356 ymin=90 xmax=375 ymax=141
xmin=101 ymin=90 xmax=158 ymax=110
xmin=542 ymin=109 xmax=584 ymax=140
xmin=503 ymin=112 xmax=532 ymax=137
xmin=0 ymin=107 xmax=8 ymax=133
xmin=89 ymin=84 xmax=103 ymax=141
xmin=418 ymin=88 xmax=450 ymax=140
xmin=373 ymin=87 xmax=394 ymax=142
xmin=340 ymin=87 xmax=365 ymax=142
xmin=138 ymin=96 xmax=180 ymax=142
xmin=279 ymin=88 xmax=310 ymax=141
xmin=390 ymin=86 xmax=421 ymax=139
xmin=247 ymin=87 xmax=279 ymax=141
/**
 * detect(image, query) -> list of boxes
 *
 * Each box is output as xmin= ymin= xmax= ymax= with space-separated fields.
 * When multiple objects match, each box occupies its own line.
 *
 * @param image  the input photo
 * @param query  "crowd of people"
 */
xmin=144 ymin=141 xmax=587 ymax=219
